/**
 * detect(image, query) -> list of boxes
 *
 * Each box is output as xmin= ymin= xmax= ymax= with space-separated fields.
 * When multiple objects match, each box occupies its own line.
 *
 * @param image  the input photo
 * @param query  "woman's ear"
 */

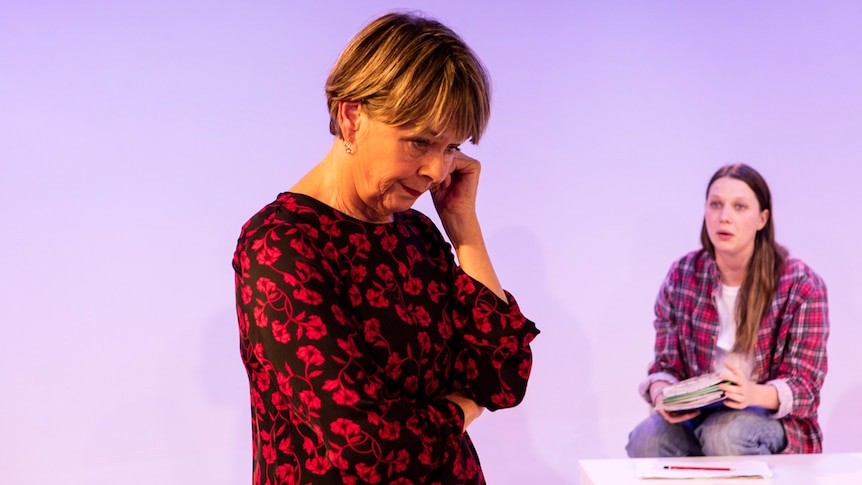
xmin=758 ymin=208 xmax=769 ymax=230
xmin=338 ymin=101 xmax=362 ymax=141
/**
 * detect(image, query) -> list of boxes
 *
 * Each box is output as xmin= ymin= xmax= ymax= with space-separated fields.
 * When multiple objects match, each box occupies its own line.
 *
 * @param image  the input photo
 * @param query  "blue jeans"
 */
xmin=626 ymin=407 xmax=787 ymax=457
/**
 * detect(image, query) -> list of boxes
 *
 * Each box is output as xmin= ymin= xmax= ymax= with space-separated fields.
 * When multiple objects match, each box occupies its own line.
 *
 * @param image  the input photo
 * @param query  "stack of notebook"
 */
xmin=659 ymin=373 xmax=729 ymax=412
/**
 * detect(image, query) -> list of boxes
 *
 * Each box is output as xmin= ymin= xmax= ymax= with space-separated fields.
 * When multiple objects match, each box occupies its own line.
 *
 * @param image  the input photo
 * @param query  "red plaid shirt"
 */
xmin=647 ymin=249 xmax=829 ymax=454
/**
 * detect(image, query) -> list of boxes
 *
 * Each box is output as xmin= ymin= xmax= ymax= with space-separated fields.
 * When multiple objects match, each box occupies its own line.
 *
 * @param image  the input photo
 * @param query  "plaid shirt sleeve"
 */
xmin=758 ymin=258 xmax=829 ymax=453
xmin=643 ymin=252 xmax=716 ymax=400
xmin=638 ymin=268 xmax=685 ymax=403
xmin=649 ymin=261 xmax=686 ymax=379
xmin=772 ymin=261 xmax=829 ymax=416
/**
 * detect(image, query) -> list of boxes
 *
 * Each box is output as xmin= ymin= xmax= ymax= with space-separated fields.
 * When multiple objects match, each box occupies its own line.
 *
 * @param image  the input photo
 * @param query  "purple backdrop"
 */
xmin=2 ymin=1 xmax=861 ymax=483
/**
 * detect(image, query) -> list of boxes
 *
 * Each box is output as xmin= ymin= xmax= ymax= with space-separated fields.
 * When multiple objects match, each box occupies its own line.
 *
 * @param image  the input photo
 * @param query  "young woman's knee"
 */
xmin=697 ymin=410 xmax=783 ymax=455
xmin=626 ymin=414 xmax=699 ymax=457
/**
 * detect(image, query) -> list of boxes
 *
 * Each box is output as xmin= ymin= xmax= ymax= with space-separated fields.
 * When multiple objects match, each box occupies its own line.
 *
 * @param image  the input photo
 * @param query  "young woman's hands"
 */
xmin=719 ymin=360 xmax=780 ymax=411
xmin=651 ymin=380 xmax=701 ymax=423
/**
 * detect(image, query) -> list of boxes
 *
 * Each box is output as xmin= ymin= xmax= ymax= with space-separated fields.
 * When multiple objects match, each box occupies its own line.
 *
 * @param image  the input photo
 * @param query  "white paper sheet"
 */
xmin=636 ymin=459 xmax=773 ymax=479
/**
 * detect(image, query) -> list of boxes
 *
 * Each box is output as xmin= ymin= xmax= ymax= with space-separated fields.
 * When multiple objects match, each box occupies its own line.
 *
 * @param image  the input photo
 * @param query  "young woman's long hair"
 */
xmin=700 ymin=164 xmax=788 ymax=355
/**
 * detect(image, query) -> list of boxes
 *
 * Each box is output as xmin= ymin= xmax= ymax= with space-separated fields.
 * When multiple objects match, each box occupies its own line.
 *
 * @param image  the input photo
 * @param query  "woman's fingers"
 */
xmin=658 ymin=408 xmax=700 ymax=423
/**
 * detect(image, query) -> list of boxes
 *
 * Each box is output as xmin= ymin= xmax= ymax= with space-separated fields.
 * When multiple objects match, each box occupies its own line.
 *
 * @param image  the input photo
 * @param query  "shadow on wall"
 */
xmin=600 ymin=206 xmax=697 ymax=456
xmin=469 ymin=226 xmax=599 ymax=484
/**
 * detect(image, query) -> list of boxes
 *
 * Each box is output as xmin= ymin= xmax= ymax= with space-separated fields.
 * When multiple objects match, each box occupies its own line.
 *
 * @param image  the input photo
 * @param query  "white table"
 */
xmin=579 ymin=453 xmax=862 ymax=485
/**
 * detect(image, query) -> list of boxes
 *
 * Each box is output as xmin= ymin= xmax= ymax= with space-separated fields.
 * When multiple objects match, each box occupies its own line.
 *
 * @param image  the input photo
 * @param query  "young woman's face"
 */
xmin=350 ymin=115 xmax=463 ymax=222
xmin=704 ymin=177 xmax=769 ymax=262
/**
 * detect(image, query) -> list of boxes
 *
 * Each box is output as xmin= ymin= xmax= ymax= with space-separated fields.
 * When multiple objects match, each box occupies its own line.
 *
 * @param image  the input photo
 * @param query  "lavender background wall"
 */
xmin=2 ymin=1 xmax=861 ymax=484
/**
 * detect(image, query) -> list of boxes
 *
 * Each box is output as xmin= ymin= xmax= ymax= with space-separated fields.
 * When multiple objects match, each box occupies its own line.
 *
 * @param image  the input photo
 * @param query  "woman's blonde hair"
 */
xmin=700 ymin=164 xmax=788 ymax=355
xmin=325 ymin=12 xmax=491 ymax=144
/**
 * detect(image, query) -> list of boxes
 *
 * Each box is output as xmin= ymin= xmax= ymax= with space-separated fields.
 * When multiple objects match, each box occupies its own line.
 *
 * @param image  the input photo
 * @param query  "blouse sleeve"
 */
xmin=448 ymin=270 xmax=540 ymax=411
xmin=769 ymin=273 xmax=829 ymax=421
xmin=641 ymin=266 xmax=686 ymax=402
xmin=235 ymin=222 xmax=466 ymax=481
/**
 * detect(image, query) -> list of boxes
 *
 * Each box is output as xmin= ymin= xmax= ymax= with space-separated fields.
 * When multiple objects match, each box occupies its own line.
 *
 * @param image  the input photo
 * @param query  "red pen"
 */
xmin=664 ymin=465 xmax=732 ymax=471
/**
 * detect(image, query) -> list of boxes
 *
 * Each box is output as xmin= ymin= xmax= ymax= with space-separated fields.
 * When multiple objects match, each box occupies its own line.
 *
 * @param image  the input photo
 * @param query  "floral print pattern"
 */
xmin=233 ymin=193 xmax=539 ymax=484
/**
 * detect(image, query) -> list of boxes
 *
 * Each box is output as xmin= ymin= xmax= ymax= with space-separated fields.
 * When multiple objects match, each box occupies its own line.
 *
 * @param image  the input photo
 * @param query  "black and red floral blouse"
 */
xmin=233 ymin=192 xmax=539 ymax=485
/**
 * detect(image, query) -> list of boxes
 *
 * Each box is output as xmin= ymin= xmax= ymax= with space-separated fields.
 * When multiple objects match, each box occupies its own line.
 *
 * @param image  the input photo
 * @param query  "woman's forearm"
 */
xmin=445 ymin=215 xmax=505 ymax=300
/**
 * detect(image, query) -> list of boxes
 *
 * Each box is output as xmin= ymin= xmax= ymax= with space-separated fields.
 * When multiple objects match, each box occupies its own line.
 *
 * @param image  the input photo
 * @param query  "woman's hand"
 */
xmin=430 ymin=150 xmax=481 ymax=245
xmin=430 ymin=151 xmax=506 ymax=300
xmin=718 ymin=360 xmax=779 ymax=411
xmin=718 ymin=360 xmax=754 ymax=409
xmin=657 ymin=408 xmax=701 ymax=423
xmin=650 ymin=380 xmax=701 ymax=423
xmin=445 ymin=392 xmax=484 ymax=432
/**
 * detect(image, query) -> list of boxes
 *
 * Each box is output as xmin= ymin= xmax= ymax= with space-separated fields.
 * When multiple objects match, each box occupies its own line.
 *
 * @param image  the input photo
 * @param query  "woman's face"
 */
xmin=704 ymin=176 xmax=769 ymax=262
xmin=349 ymin=114 xmax=464 ymax=222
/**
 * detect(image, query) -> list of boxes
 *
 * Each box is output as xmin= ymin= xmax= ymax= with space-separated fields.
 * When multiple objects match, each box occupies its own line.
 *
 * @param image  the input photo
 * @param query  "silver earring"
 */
xmin=344 ymin=140 xmax=353 ymax=154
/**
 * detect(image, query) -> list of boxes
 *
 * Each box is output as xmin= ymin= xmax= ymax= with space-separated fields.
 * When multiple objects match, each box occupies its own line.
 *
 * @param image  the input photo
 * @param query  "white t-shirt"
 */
xmin=715 ymin=283 xmax=740 ymax=352
xmin=713 ymin=284 xmax=754 ymax=376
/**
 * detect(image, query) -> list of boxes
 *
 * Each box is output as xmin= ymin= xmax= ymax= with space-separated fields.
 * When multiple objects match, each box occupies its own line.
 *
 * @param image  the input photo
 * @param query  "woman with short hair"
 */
xmin=232 ymin=12 xmax=539 ymax=484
